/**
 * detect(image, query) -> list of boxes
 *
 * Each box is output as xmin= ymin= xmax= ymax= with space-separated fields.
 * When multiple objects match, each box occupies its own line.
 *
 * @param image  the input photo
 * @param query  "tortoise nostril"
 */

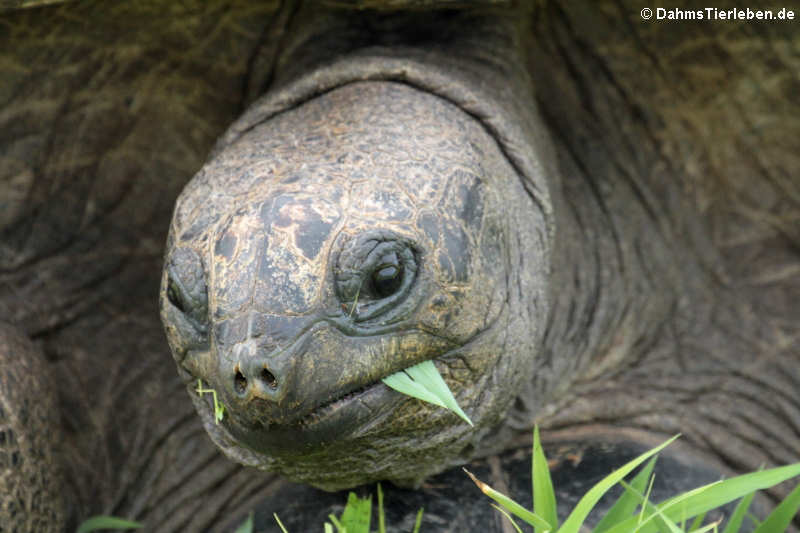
xmin=261 ymin=368 xmax=278 ymax=390
xmin=234 ymin=370 xmax=248 ymax=396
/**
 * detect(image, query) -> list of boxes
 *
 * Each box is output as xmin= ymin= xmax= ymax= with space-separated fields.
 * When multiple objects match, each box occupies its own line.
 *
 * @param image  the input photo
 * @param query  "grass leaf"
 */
xmin=752 ymin=481 xmax=800 ymax=533
xmin=691 ymin=520 xmax=723 ymax=533
xmin=377 ymin=483 xmax=386 ymax=533
xmin=614 ymin=478 xmax=720 ymax=533
xmin=746 ymin=511 xmax=762 ymax=528
xmin=273 ymin=512 xmax=289 ymax=533
xmin=688 ymin=511 xmax=707 ymax=532
xmin=195 ymin=379 xmax=225 ymax=424
xmin=235 ymin=511 xmax=254 ymax=533
xmin=464 ymin=468 xmax=552 ymax=530
xmin=382 ymin=371 xmax=446 ymax=408
xmin=603 ymin=462 xmax=800 ymax=533
xmin=412 ymin=508 xmax=424 ymax=533
xmin=650 ymin=507 xmax=685 ymax=533
xmin=721 ymin=492 xmax=754 ymax=533
xmin=557 ymin=434 xmax=680 ymax=533
xmin=76 ymin=516 xmax=143 ymax=533
xmin=339 ymin=492 xmax=371 ymax=533
xmin=532 ymin=425 xmax=557 ymax=533
xmin=594 ymin=456 xmax=657 ymax=532
xmin=618 ymin=479 xmax=694 ymax=533
xmin=638 ymin=473 xmax=656 ymax=528
xmin=404 ymin=360 xmax=473 ymax=426
xmin=382 ymin=360 xmax=473 ymax=426
xmin=491 ymin=504 xmax=526 ymax=533
xmin=328 ymin=514 xmax=344 ymax=532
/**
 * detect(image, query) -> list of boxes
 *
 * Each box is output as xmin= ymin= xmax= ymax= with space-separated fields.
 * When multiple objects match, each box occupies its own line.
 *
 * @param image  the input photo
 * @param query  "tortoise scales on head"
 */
xmin=164 ymin=75 xmax=548 ymax=487
xmin=1 ymin=1 xmax=798 ymax=531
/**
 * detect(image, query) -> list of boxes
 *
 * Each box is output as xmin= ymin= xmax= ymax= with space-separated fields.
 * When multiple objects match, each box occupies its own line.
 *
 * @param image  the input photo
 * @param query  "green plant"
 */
xmin=275 ymin=484 xmax=424 ymax=533
xmin=236 ymin=511 xmax=254 ymax=533
xmin=77 ymin=428 xmax=800 ymax=533
xmin=467 ymin=426 xmax=800 ymax=533
xmin=75 ymin=516 xmax=143 ymax=533
xmin=195 ymin=378 xmax=226 ymax=424
xmin=382 ymin=360 xmax=473 ymax=426
xmin=79 ymin=374 xmax=800 ymax=533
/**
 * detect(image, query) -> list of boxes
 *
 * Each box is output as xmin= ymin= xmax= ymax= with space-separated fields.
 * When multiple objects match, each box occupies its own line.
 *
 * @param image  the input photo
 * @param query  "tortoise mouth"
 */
xmin=298 ymin=380 xmax=382 ymax=428
xmin=215 ymin=327 xmax=467 ymax=453
xmin=223 ymin=359 xmax=446 ymax=454
xmin=224 ymin=376 xmax=393 ymax=454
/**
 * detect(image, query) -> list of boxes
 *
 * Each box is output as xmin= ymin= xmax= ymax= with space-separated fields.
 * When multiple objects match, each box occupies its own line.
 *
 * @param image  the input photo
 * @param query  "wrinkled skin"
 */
xmin=163 ymin=80 xmax=547 ymax=488
xmin=1 ymin=1 xmax=798 ymax=532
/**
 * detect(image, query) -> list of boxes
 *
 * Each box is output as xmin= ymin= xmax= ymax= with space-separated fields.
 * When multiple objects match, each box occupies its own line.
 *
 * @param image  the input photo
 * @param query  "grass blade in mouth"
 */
xmin=381 ymin=360 xmax=473 ymax=426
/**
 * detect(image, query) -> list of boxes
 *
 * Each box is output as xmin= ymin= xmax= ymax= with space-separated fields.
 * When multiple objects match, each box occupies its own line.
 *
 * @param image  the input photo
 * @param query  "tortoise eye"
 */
xmin=163 ymin=247 xmax=209 ymax=337
xmin=334 ymin=230 xmax=418 ymax=323
xmin=167 ymin=278 xmax=185 ymax=312
xmin=371 ymin=260 xmax=403 ymax=299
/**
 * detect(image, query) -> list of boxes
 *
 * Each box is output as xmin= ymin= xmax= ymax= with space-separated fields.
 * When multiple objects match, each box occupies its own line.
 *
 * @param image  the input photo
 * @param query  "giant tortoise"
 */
xmin=1 ymin=0 xmax=798 ymax=531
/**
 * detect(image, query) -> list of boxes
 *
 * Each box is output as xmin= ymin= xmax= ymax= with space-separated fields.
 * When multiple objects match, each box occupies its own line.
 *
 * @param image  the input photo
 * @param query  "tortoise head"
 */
xmin=160 ymin=81 xmax=552 ymax=489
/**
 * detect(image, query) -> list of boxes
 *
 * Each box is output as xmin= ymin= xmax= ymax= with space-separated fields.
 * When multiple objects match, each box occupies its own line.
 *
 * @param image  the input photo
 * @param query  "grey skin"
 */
xmin=1 ymin=1 xmax=799 ymax=532
xmin=164 ymin=0 xmax=800 ymax=507
xmin=163 ymin=79 xmax=548 ymax=489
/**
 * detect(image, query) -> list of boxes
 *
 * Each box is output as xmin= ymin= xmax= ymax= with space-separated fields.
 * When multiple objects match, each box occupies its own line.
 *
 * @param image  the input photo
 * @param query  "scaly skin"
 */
xmin=0 ymin=1 xmax=287 ymax=530
xmin=163 ymin=78 xmax=548 ymax=489
xmin=1 ymin=1 xmax=798 ymax=532
xmin=165 ymin=0 xmax=800 ymax=514
xmin=0 ymin=324 xmax=65 ymax=532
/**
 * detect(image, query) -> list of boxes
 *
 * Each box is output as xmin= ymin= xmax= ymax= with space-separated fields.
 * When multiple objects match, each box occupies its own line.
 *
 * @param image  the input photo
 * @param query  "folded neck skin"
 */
xmin=214 ymin=0 xmax=798 ymax=502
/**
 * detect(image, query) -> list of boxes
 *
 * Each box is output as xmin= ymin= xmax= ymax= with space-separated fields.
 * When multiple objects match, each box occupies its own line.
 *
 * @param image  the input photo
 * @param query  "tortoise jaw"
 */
xmin=298 ymin=380 xmax=381 ymax=428
xmin=223 ymin=352 xmax=462 ymax=453
xmin=225 ymin=378 xmax=394 ymax=453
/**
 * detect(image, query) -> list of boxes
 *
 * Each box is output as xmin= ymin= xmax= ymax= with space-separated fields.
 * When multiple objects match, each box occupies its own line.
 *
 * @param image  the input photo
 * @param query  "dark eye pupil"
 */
xmin=167 ymin=281 xmax=185 ymax=312
xmin=372 ymin=264 xmax=403 ymax=298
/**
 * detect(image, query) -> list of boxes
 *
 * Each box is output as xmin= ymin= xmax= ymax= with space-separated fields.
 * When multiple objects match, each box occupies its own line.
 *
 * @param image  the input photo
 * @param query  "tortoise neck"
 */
xmin=270 ymin=3 xmax=530 ymax=91
xmin=528 ymin=104 xmax=800 ymax=487
xmin=542 ymin=167 xmax=690 ymax=393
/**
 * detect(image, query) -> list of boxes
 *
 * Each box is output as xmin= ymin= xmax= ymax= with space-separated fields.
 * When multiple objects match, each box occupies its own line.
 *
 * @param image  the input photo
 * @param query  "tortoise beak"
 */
xmin=210 ymin=313 xmax=310 ymax=409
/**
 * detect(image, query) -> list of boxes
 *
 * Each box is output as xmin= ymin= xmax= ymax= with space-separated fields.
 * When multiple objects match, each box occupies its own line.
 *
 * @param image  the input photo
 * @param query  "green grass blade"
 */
xmin=688 ymin=512 xmax=707 ymax=532
xmin=654 ymin=485 xmax=719 ymax=533
xmin=235 ymin=511 xmax=254 ymax=533
xmin=76 ymin=516 xmax=143 ymax=533
xmin=328 ymin=514 xmax=345 ymax=532
xmin=324 ymin=524 xmax=334 ymax=533
xmin=464 ymin=468 xmax=552 ymax=530
xmin=618 ymin=480 xmax=688 ymax=533
xmin=651 ymin=507 xmax=685 ymax=533
xmin=594 ymin=456 xmax=657 ymax=532
xmin=339 ymin=492 xmax=371 ymax=533
xmin=382 ymin=370 xmax=446 ymax=409
xmin=752 ymin=481 xmax=800 ymax=533
xmin=603 ymin=462 xmax=800 ymax=533
xmin=403 ymin=360 xmax=473 ymax=426
xmin=532 ymin=426 xmax=558 ymax=532
xmin=639 ymin=473 xmax=656 ymax=527
xmin=746 ymin=512 xmax=762 ymax=527
xmin=412 ymin=508 xmax=424 ymax=533
xmin=721 ymin=492 xmax=754 ymax=533
xmin=557 ymin=435 xmax=679 ymax=533
xmin=377 ymin=483 xmax=386 ymax=533
xmin=491 ymin=504 xmax=526 ymax=533
xmin=617 ymin=479 xmax=719 ymax=533
xmin=272 ymin=513 xmax=288 ymax=533
xmin=274 ymin=513 xmax=290 ymax=533
xmin=692 ymin=520 xmax=723 ymax=533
